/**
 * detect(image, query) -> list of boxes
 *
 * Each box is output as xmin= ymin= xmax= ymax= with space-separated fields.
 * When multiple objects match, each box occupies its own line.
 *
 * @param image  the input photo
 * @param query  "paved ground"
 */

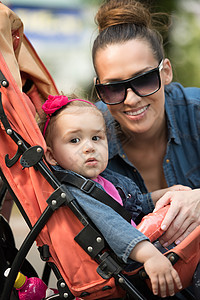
xmin=9 ymin=204 xmax=57 ymax=289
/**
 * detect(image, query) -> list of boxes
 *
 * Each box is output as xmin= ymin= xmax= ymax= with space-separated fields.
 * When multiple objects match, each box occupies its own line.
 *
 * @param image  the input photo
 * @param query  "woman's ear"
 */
xmin=163 ymin=58 xmax=173 ymax=85
xmin=94 ymin=77 xmax=101 ymax=99
xmin=45 ymin=147 xmax=57 ymax=165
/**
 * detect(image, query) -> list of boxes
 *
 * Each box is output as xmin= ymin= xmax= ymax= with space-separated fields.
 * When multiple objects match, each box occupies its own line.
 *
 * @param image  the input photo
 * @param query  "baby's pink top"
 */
xmin=94 ymin=175 xmax=136 ymax=227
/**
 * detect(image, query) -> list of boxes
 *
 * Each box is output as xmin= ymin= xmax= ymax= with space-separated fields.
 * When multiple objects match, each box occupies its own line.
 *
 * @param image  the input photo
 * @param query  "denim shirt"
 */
xmin=52 ymin=165 xmax=148 ymax=263
xmin=96 ymin=82 xmax=200 ymax=214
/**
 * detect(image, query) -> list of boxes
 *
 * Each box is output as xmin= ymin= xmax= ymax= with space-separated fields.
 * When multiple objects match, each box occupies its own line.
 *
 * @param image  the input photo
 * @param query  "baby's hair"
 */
xmin=38 ymin=95 xmax=106 ymax=147
xmin=92 ymin=0 xmax=170 ymax=75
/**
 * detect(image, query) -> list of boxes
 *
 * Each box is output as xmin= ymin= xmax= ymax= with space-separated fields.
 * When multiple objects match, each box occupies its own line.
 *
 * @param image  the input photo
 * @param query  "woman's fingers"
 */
xmin=154 ymin=189 xmax=200 ymax=245
xmin=153 ymin=191 xmax=173 ymax=212
xmin=160 ymin=216 xmax=198 ymax=246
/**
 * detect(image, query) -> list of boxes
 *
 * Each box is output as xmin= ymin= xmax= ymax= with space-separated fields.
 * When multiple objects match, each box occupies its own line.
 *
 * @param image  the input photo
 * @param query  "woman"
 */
xmin=92 ymin=0 xmax=200 ymax=248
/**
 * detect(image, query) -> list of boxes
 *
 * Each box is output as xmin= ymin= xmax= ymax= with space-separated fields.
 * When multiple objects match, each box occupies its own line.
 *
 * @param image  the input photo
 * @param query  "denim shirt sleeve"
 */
xmin=65 ymin=184 xmax=149 ymax=263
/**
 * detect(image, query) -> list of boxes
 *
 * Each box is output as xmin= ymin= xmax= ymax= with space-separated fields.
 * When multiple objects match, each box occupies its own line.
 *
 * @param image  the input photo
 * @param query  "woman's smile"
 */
xmin=124 ymin=104 xmax=150 ymax=118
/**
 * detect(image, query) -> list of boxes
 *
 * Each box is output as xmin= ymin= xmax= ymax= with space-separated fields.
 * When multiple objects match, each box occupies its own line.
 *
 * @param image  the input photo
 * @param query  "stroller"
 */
xmin=0 ymin=3 xmax=199 ymax=300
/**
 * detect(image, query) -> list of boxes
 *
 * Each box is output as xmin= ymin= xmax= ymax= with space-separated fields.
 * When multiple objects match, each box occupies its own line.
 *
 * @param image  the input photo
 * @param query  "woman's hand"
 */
xmin=151 ymin=184 xmax=191 ymax=205
xmin=154 ymin=189 xmax=200 ymax=246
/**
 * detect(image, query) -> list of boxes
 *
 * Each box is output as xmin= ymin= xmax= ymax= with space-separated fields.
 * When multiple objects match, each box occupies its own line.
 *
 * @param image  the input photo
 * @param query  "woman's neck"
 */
xmin=120 ymin=114 xmax=168 ymax=192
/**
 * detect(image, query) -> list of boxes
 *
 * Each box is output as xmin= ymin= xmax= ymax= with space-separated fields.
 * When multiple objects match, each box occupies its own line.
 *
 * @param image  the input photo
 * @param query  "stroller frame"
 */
xmin=0 ymin=87 xmax=147 ymax=300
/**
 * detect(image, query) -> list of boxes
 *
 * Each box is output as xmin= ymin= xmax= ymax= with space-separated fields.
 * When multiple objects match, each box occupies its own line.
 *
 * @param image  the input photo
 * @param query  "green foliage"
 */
xmin=142 ymin=0 xmax=200 ymax=87
xmin=169 ymin=6 xmax=200 ymax=87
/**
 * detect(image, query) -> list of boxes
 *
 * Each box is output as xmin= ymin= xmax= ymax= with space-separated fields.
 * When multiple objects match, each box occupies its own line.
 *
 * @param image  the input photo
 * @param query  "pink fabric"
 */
xmin=94 ymin=175 xmax=136 ymax=227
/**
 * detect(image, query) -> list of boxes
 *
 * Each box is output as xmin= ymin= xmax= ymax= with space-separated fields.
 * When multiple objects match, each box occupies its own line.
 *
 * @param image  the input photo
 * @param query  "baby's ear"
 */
xmin=45 ymin=147 xmax=57 ymax=165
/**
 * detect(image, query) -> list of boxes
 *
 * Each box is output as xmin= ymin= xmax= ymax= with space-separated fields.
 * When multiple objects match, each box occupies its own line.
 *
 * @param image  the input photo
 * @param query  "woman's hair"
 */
xmin=38 ymin=95 xmax=105 ymax=147
xmin=92 ymin=0 xmax=169 ymax=75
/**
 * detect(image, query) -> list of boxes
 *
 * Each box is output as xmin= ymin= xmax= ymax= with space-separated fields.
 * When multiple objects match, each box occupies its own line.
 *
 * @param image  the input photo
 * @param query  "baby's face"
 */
xmin=48 ymin=106 xmax=108 ymax=179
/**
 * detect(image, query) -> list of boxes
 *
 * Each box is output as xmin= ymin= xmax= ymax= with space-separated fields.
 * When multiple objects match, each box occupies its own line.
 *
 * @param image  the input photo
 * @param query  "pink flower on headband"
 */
xmin=42 ymin=95 xmax=95 ymax=136
xmin=42 ymin=95 xmax=70 ymax=115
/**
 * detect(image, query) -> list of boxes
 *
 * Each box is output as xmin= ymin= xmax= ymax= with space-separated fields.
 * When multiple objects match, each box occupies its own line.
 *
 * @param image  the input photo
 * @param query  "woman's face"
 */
xmin=94 ymin=39 xmax=172 ymax=137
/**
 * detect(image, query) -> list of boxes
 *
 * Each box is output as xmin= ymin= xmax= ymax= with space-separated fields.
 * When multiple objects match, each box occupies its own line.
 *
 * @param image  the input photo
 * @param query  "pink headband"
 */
xmin=42 ymin=95 xmax=95 ymax=136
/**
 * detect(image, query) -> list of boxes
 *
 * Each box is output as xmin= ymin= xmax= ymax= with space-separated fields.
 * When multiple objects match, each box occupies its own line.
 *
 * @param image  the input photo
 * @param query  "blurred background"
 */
xmin=2 ymin=0 xmax=200 ymax=99
xmin=2 ymin=0 xmax=200 ymax=288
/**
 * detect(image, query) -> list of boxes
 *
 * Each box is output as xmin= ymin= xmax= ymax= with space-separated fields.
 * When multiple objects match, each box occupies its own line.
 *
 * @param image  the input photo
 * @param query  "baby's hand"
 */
xmin=144 ymin=254 xmax=182 ymax=297
xmin=129 ymin=241 xmax=182 ymax=297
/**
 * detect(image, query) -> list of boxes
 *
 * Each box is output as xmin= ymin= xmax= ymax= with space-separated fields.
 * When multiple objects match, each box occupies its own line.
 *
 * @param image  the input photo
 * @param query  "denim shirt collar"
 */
xmin=164 ymin=85 xmax=181 ymax=145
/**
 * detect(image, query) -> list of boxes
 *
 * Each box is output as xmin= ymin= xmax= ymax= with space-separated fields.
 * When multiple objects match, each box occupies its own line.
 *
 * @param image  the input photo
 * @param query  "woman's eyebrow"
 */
xmin=103 ymin=66 xmax=154 ymax=83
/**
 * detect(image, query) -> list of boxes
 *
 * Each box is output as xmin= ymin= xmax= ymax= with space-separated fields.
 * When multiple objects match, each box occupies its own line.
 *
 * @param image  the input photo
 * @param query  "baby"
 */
xmin=39 ymin=94 xmax=182 ymax=298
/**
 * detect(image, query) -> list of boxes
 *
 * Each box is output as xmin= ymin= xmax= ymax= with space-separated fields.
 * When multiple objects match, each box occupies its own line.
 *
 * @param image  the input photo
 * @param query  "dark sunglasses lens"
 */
xmin=131 ymin=70 xmax=159 ymax=96
xmin=96 ymin=83 xmax=125 ymax=104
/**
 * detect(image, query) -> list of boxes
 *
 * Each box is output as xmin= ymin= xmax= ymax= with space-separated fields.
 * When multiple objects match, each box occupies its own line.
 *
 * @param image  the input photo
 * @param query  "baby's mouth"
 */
xmin=85 ymin=158 xmax=98 ymax=166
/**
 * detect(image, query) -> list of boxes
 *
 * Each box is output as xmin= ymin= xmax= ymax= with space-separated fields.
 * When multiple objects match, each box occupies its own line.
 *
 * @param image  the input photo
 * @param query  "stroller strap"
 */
xmin=53 ymin=170 xmax=132 ymax=223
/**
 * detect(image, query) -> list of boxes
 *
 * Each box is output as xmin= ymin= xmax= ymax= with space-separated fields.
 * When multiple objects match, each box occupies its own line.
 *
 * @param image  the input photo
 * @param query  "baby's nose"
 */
xmin=83 ymin=141 xmax=95 ymax=153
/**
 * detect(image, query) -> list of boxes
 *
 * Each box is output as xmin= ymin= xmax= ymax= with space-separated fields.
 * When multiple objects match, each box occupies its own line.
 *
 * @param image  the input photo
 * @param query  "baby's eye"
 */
xmin=70 ymin=138 xmax=80 ymax=143
xmin=92 ymin=136 xmax=100 ymax=141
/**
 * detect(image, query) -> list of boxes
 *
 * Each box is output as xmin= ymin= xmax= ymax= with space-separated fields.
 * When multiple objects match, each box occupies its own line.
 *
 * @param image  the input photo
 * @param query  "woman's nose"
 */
xmin=124 ymin=88 xmax=142 ymax=106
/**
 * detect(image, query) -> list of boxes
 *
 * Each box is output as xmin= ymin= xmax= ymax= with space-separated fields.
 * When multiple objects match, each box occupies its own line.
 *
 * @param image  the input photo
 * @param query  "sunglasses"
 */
xmin=95 ymin=59 xmax=164 ymax=105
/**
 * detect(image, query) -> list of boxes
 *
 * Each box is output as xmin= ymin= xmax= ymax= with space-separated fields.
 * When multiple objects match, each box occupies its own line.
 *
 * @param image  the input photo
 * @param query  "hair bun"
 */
xmin=95 ymin=0 xmax=151 ymax=33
